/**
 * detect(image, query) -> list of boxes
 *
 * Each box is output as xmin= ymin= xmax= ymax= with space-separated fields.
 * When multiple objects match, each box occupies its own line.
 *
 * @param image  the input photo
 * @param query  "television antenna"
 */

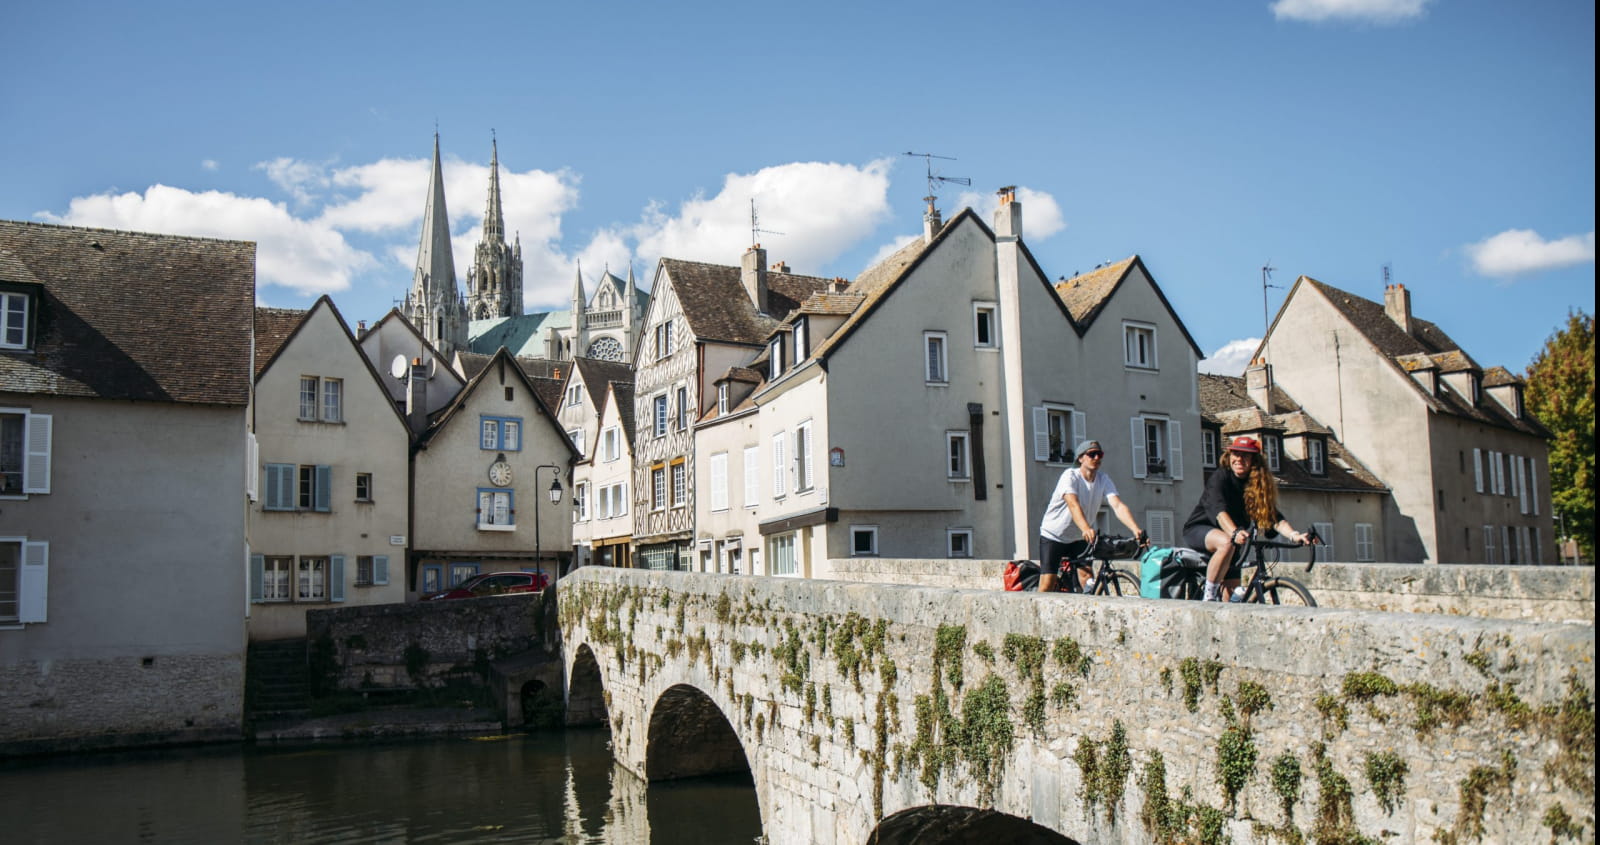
xmin=750 ymin=198 xmax=783 ymax=246
xmin=903 ymin=152 xmax=971 ymax=204
xmin=1261 ymin=262 xmax=1281 ymax=337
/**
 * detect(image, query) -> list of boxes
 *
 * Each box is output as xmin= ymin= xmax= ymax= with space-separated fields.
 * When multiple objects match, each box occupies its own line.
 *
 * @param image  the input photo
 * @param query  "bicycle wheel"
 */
xmin=1261 ymin=577 xmax=1317 ymax=607
xmin=1102 ymin=570 xmax=1141 ymax=597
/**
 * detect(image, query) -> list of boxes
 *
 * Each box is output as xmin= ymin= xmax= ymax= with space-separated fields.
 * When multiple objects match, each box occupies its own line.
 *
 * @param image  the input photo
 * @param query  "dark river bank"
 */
xmin=0 ymin=728 xmax=763 ymax=844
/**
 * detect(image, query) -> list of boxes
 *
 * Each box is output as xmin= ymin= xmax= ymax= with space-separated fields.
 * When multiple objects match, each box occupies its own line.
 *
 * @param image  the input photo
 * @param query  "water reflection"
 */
xmin=0 ymin=730 xmax=763 ymax=844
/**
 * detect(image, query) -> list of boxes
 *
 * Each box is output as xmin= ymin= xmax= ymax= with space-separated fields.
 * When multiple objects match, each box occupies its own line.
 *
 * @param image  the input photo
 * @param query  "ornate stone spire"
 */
xmin=466 ymin=135 xmax=523 ymax=321
xmin=483 ymin=136 xmax=505 ymax=243
xmin=412 ymin=133 xmax=458 ymax=306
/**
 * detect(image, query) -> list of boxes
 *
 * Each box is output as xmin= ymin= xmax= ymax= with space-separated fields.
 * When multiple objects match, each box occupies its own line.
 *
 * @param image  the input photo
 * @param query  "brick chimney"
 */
xmin=1384 ymin=283 xmax=1413 ymax=335
xmin=993 ymin=186 xmax=1022 ymax=240
xmin=742 ymin=244 xmax=768 ymax=314
xmin=1246 ymin=358 xmax=1276 ymax=414
xmin=405 ymin=357 xmax=429 ymax=433
xmin=771 ymin=260 xmax=789 ymax=274
xmin=923 ymin=196 xmax=943 ymax=244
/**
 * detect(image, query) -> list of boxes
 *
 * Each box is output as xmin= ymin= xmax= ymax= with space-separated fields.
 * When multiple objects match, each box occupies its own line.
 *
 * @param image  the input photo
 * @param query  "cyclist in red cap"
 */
xmin=1181 ymin=435 xmax=1312 ymax=601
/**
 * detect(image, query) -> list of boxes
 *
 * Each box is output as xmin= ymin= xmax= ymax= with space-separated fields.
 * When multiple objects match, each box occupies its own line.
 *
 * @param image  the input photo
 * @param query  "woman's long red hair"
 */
xmin=1218 ymin=450 xmax=1279 ymax=528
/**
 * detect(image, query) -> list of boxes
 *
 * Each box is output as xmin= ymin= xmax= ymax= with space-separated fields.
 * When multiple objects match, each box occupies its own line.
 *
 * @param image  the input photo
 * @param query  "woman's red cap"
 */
xmin=1227 ymin=436 xmax=1261 ymax=454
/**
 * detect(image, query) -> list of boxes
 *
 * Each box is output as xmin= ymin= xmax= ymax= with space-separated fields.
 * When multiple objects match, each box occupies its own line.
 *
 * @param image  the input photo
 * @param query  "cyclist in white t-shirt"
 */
xmin=1037 ymin=439 xmax=1147 ymax=593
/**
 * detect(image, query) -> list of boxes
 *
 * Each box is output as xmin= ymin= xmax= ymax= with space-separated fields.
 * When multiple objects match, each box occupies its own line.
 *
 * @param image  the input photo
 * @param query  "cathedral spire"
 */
xmin=483 ymin=135 xmax=505 ymax=242
xmin=572 ymin=261 xmax=587 ymax=309
xmin=412 ymin=133 xmax=458 ymax=303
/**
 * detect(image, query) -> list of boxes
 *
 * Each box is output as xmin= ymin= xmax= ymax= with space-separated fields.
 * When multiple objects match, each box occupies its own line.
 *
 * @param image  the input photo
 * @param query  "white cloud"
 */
xmin=1200 ymin=337 xmax=1261 ymax=376
xmin=41 ymin=184 xmax=375 ymax=296
xmin=953 ymin=186 xmax=1067 ymax=240
xmin=201 ymin=159 xmax=219 ymax=171
xmin=1465 ymin=229 xmax=1596 ymax=278
xmin=1270 ymin=0 xmax=1430 ymax=24
xmin=861 ymin=234 xmax=920 ymax=273
xmin=256 ymin=157 xmax=331 ymax=206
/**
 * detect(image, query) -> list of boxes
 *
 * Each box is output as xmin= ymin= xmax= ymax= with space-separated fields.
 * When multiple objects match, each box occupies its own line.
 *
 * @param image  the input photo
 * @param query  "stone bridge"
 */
xmin=558 ymin=567 xmax=1594 ymax=844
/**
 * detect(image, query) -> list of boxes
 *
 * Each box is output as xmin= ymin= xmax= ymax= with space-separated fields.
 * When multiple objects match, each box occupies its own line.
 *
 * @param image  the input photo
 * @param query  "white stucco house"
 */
xmin=558 ymin=357 xmax=634 ymax=570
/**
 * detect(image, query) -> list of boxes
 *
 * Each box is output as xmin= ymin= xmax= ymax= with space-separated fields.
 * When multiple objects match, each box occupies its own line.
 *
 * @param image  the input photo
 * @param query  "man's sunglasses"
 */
xmin=1082 ymin=451 xmax=1104 ymax=459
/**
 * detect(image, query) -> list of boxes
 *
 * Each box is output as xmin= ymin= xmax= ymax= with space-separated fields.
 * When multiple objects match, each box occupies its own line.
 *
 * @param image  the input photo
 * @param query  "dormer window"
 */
xmin=717 ymin=383 xmax=729 ymax=415
xmin=1264 ymin=434 xmax=1281 ymax=472
xmin=1306 ymin=437 xmax=1326 ymax=476
xmin=792 ymin=318 xmax=809 ymax=362
xmin=0 ymin=289 xmax=35 ymax=350
xmin=768 ymin=337 xmax=785 ymax=381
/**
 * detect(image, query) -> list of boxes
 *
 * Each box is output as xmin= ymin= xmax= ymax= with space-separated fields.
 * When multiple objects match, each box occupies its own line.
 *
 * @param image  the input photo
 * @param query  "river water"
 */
xmin=0 ymin=729 xmax=764 ymax=844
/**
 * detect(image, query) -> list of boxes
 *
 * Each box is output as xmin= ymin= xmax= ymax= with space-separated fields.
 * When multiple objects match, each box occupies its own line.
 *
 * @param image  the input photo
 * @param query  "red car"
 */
xmin=423 ymin=571 xmax=550 ymax=601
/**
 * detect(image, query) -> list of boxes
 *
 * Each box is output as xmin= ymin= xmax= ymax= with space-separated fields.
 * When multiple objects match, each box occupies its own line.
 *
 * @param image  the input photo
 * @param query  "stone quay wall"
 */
xmin=306 ymin=591 xmax=555 ymax=691
xmin=560 ymin=567 xmax=1595 ymax=845
xmin=822 ymin=558 xmax=1596 ymax=624
xmin=0 ymin=653 xmax=243 ymax=756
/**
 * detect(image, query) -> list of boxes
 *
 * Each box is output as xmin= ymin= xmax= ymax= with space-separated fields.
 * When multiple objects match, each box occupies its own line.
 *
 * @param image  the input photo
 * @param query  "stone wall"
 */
xmin=0 ymin=653 xmax=243 ymax=755
xmin=560 ymin=567 xmax=1595 ymax=845
xmin=823 ymin=558 xmax=1596 ymax=623
xmin=306 ymin=592 xmax=556 ymax=691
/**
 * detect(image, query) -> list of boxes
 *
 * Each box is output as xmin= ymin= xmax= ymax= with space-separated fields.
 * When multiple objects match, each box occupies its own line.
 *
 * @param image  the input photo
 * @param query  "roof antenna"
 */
xmin=903 ymin=152 xmax=971 ymax=208
xmin=750 ymin=198 xmax=783 ymax=247
xmin=1261 ymin=261 xmax=1281 ymax=337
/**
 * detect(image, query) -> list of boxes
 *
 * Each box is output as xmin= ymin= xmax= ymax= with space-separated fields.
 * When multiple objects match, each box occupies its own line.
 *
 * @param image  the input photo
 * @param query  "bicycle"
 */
xmin=1058 ymin=534 xmax=1147 ymax=597
xmin=1226 ymin=526 xmax=1321 ymax=606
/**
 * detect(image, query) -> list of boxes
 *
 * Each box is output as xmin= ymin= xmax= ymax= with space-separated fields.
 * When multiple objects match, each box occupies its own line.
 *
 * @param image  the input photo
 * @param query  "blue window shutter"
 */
xmin=373 ymin=555 xmax=389 ymax=586
xmin=249 ymin=554 xmax=265 ymax=602
xmin=19 ymin=541 xmax=48 ymax=623
xmin=330 ymin=555 xmax=346 ymax=602
xmin=315 ymin=466 xmax=332 ymax=512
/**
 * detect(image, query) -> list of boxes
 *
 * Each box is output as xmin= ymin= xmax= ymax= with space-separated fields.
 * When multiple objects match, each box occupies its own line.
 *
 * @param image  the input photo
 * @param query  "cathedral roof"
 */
xmin=0 ymin=219 xmax=255 ymax=406
xmin=467 ymin=310 xmax=572 ymax=358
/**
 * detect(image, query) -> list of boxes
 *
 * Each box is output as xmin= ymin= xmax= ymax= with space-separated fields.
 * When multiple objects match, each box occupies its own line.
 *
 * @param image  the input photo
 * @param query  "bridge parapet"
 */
xmin=559 ymin=567 xmax=1594 ymax=845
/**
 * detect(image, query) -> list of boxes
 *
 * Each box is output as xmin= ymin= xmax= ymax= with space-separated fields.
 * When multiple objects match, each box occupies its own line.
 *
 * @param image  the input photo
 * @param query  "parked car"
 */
xmin=423 ymin=571 xmax=550 ymax=601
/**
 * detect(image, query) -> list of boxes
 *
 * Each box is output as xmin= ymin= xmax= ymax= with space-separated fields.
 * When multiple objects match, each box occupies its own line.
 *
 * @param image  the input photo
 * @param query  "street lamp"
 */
xmin=533 ymin=464 xmax=563 ymax=581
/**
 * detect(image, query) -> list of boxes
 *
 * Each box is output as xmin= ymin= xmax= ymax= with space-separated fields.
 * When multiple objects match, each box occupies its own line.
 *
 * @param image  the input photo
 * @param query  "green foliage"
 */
xmin=1364 ymin=751 xmax=1407 ymax=814
xmin=1159 ymin=666 xmax=1174 ymax=695
xmin=1051 ymin=681 xmax=1078 ymax=710
xmin=1073 ymin=722 xmax=1134 ymax=822
xmin=1053 ymin=635 xmax=1092 ymax=676
xmin=972 ymin=640 xmax=995 ymax=662
xmin=1341 ymin=671 xmax=1398 ymax=700
xmin=1542 ymin=803 xmax=1584 ymax=842
xmin=1001 ymin=633 xmax=1045 ymax=680
xmin=1486 ymin=680 xmax=1533 ymax=728
xmin=1452 ymin=751 xmax=1516 ymax=842
xmin=1525 ymin=309 xmax=1595 ymax=560
xmin=1543 ymin=673 xmax=1595 ymax=794
xmin=1216 ymin=725 xmax=1258 ymax=812
xmin=1180 ymin=658 xmax=1204 ymax=713
xmin=1237 ymin=680 xmax=1273 ymax=728
xmin=714 ymin=591 xmax=732 ymax=623
xmin=934 ymin=625 xmax=968 ymax=690
xmin=1315 ymin=693 xmax=1350 ymax=734
xmin=1464 ymin=649 xmax=1493 ymax=677
xmin=1270 ymin=753 xmax=1303 ymax=822
xmin=1401 ymin=682 xmax=1472 ymax=735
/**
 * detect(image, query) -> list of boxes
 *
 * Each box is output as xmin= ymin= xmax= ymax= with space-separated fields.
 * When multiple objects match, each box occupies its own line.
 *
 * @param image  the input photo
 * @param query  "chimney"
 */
xmin=1246 ymin=358 xmax=1276 ymax=414
xmin=406 ymin=357 xmax=429 ymax=432
xmin=1384 ymin=283 xmax=1413 ymax=335
xmin=356 ymin=319 xmax=367 ymax=339
xmin=993 ymin=186 xmax=1022 ymax=240
xmin=923 ymin=196 xmax=943 ymax=244
xmin=832 ymin=276 xmax=850 ymax=294
xmin=771 ymin=260 xmax=789 ymax=274
xmin=742 ymin=244 xmax=769 ymax=314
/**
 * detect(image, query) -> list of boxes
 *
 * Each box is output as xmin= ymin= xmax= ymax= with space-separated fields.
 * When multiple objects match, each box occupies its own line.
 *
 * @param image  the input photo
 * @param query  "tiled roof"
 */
xmin=528 ymin=375 xmax=564 ymax=414
xmin=0 ymin=219 xmax=255 ymax=406
xmin=719 ymin=366 xmax=763 ymax=384
xmin=1198 ymin=373 xmax=1383 ymax=492
xmin=254 ymin=307 xmax=306 ymax=378
xmin=1053 ymin=257 xmax=1135 ymax=325
xmin=807 ymin=233 xmax=933 ymax=361
xmin=417 ymin=348 xmax=574 ymax=458
xmin=660 ymin=258 xmax=833 ymax=346
xmin=573 ymin=356 xmax=633 ymax=408
xmin=609 ymin=381 xmax=637 ymax=443
xmin=1482 ymin=365 xmax=1522 ymax=387
xmin=457 ymin=351 xmax=493 ymax=380
xmin=797 ymin=290 xmax=863 ymax=316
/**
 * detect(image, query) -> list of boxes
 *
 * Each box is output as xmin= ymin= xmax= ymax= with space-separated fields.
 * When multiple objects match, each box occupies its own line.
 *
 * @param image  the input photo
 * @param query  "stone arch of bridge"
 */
xmin=565 ymin=643 xmax=608 ymax=727
xmin=868 ymin=805 xmax=1081 ymax=845
xmin=644 ymin=682 xmax=752 ymax=783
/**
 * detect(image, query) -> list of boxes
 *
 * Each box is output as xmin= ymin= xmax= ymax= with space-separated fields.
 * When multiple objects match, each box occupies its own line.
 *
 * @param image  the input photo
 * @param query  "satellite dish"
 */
xmin=425 ymin=358 xmax=438 ymax=379
xmin=390 ymin=354 xmax=409 ymax=380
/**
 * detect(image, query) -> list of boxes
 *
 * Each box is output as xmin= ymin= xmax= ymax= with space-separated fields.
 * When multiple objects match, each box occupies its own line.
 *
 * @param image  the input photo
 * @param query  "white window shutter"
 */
xmin=1129 ymin=417 xmax=1147 ymax=478
xmin=19 ymin=540 xmax=48 ymax=623
xmin=246 ymin=433 xmax=259 ymax=502
xmin=330 ymin=554 xmax=346 ymax=602
xmin=773 ymin=435 xmax=786 ymax=497
xmin=1072 ymin=411 xmax=1087 ymax=452
xmin=1168 ymin=420 xmax=1184 ymax=480
xmin=249 ymin=553 xmax=264 ymax=602
xmin=1516 ymin=457 xmax=1529 ymax=514
xmin=1032 ymin=407 xmax=1049 ymax=461
xmin=24 ymin=413 xmax=51 ymax=494
xmin=744 ymin=448 xmax=759 ymax=506
xmin=1529 ymin=461 xmax=1538 ymax=515
xmin=802 ymin=425 xmax=814 ymax=490
xmin=1534 ymin=527 xmax=1542 ymax=564
xmin=374 ymin=555 xmax=389 ymax=586
xmin=1473 ymin=448 xmax=1483 ymax=492
xmin=1314 ymin=522 xmax=1334 ymax=563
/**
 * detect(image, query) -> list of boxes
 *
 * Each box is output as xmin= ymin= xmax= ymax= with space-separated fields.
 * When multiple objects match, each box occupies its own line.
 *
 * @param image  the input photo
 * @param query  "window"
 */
xmin=654 ymin=321 xmax=673 ymax=360
xmin=676 ymin=386 xmax=689 ymax=430
xmin=1483 ymin=525 xmax=1497 ymax=564
xmin=601 ymin=427 xmax=621 ymax=462
xmin=947 ymin=431 xmax=971 ymax=480
xmin=297 ymin=556 xmax=328 ymax=601
xmin=768 ymin=337 xmax=785 ymax=381
xmin=794 ymin=422 xmax=814 ymax=491
xmin=973 ymin=302 xmax=997 ymax=348
xmin=567 ymin=429 xmax=584 ymax=457
xmin=299 ymin=376 xmax=318 ymax=421
xmin=598 ymin=482 xmax=628 ymax=519
xmin=769 ymin=533 xmax=798 ymax=576
xmin=710 ymin=453 xmax=729 ymax=511
xmin=1263 ymin=435 xmax=1281 ymax=473
xmin=298 ymin=377 xmax=342 ymax=422
xmin=851 ymin=525 xmax=879 ymax=557
xmin=322 ymin=378 xmax=343 ymax=422
xmin=1306 ymin=438 xmax=1326 ymax=475
xmin=1504 ymin=525 xmax=1519 ymax=565
xmin=653 ymin=395 xmax=668 ymax=437
xmin=480 ymin=416 xmax=522 ymax=451
xmin=298 ymin=465 xmax=333 ymax=512
xmin=421 ymin=565 xmax=443 ymax=595
xmin=450 ymin=563 xmax=479 ymax=586
xmin=744 ymin=446 xmax=760 ymax=507
xmin=651 ymin=466 xmax=666 ymax=511
xmin=567 ymin=384 xmax=582 ymax=406
xmin=1033 ymin=405 xmax=1084 ymax=463
xmin=1146 ymin=511 xmax=1175 ymax=547
xmin=477 ymin=489 xmax=514 ymax=530
xmin=947 ymin=528 xmax=974 ymax=558
xmin=355 ymin=555 xmax=389 ymax=587
xmin=671 ymin=461 xmax=687 ymax=508
xmin=718 ymin=384 xmax=729 ymax=415
xmin=1201 ymin=429 xmax=1218 ymax=469
xmin=924 ymin=332 xmax=948 ymax=384
xmin=1123 ymin=322 xmax=1157 ymax=369
xmin=0 ymin=409 xmax=51 ymax=496
xmin=355 ymin=472 xmax=372 ymax=502
xmin=1129 ymin=416 xmax=1184 ymax=481
xmin=772 ymin=434 xmax=787 ymax=497
xmin=1354 ymin=524 xmax=1375 ymax=561
xmin=262 ymin=556 xmax=293 ymax=602
xmin=1312 ymin=522 xmax=1334 ymax=563
xmin=0 ymin=539 xmax=47 ymax=624
xmin=573 ymin=483 xmax=589 ymax=521
xmin=1473 ymin=448 xmax=1484 ymax=493
xmin=792 ymin=318 xmax=809 ymax=361
xmin=0 ymin=292 xmax=32 ymax=350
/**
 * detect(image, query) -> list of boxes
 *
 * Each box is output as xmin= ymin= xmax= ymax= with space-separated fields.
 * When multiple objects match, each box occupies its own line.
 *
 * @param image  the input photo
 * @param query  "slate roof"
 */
xmin=1301 ymin=278 xmax=1546 ymax=437
xmin=416 ymin=348 xmax=574 ymax=459
xmin=468 ymin=310 xmax=569 ymax=358
xmin=254 ymin=307 xmax=306 ymax=378
xmin=796 ymin=290 xmax=863 ymax=316
xmin=805 ymin=232 xmax=933 ymax=361
xmin=660 ymin=258 xmax=833 ymax=346
xmin=572 ymin=356 xmax=633 ymax=408
xmin=609 ymin=381 xmax=637 ymax=443
xmin=1198 ymin=373 xmax=1387 ymax=493
xmin=0 ymin=219 xmax=255 ymax=406
xmin=1482 ymin=366 xmax=1522 ymax=387
xmin=529 ymin=375 xmax=564 ymax=415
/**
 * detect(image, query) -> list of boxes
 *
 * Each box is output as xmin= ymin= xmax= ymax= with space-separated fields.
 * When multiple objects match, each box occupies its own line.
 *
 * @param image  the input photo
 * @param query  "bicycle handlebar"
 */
xmin=1234 ymin=527 xmax=1322 ymax=573
xmin=1063 ymin=534 xmax=1147 ymax=564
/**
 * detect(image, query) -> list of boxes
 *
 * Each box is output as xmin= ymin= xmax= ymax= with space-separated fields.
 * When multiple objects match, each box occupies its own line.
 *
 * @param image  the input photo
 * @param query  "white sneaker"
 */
xmin=1202 ymin=583 xmax=1221 ymax=602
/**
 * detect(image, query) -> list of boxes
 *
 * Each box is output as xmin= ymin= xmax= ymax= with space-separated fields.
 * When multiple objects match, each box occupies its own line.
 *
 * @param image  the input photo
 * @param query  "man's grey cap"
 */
xmin=1075 ymin=440 xmax=1102 ymax=459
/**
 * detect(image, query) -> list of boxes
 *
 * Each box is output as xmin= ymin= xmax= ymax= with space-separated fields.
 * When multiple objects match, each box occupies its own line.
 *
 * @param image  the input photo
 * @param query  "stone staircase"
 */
xmin=247 ymin=638 xmax=310 ymax=720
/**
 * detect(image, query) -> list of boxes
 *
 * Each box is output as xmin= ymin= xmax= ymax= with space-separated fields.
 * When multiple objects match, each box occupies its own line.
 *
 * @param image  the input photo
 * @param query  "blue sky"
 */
xmin=2 ymin=0 xmax=1592 ymax=376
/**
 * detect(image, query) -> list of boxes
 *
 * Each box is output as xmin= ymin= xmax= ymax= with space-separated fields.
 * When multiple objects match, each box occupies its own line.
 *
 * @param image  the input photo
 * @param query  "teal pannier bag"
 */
xmin=1139 ymin=546 xmax=1170 ymax=598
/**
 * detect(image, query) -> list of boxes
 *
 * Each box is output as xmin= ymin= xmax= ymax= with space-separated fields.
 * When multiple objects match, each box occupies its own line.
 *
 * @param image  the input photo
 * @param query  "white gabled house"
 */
xmin=558 ymin=356 xmax=634 ymax=569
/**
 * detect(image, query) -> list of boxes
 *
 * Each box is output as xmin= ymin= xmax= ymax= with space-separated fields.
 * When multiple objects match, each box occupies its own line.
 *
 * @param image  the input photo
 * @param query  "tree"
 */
xmin=1525 ymin=310 xmax=1595 ymax=563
